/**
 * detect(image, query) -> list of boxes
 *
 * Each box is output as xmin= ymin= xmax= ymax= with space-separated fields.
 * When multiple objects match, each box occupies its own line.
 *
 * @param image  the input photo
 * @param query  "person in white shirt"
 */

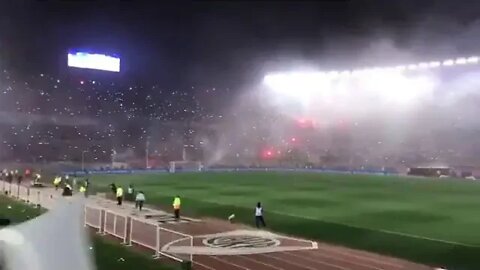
xmin=135 ymin=191 xmax=146 ymax=211
xmin=127 ymin=184 xmax=134 ymax=201
xmin=255 ymin=202 xmax=266 ymax=228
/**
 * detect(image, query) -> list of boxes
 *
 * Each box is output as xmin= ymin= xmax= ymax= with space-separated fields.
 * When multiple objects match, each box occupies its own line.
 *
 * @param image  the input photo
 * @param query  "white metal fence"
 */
xmin=1 ymin=181 xmax=194 ymax=263
xmin=84 ymin=205 xmax=103 ymax=233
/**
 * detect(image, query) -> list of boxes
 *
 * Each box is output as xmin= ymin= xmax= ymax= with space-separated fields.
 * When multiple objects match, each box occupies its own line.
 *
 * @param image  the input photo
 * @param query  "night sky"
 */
xmin=1 ymin=1 xmax=480 ymax=87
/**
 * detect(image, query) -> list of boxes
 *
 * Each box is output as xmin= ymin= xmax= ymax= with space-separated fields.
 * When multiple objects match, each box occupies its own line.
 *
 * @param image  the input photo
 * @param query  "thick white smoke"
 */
xmin=199 ymin=37 xmax=480 ymax=169
xmin=0 ymin=197 xmax=94 ymax=270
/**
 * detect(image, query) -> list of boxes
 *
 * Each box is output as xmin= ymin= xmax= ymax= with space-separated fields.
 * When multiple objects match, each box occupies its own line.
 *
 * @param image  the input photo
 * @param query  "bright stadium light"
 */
xmin=467 ymin=56 xmax=479 ymax=63
xmin=263 ymin=54 xmax=479 ymax=99
xmin=428 ymin=61 xmax=441 ymax=68
xmin=339 ymin=70 xmax=351 ymax=76
xmin=455 ymin=57 xmax=467 ymax=65
xmin=443 ymin=59 xmax=455 ymax=66
xmin=418 ymin=62 xmax=429 ymax=69
xmin=326 ymin=71 xmax=339 ymax=78
xmin=407 ymin=64 xmax=418 ymax=70
xmin=351 ymin=69 xmax=363 ymax=76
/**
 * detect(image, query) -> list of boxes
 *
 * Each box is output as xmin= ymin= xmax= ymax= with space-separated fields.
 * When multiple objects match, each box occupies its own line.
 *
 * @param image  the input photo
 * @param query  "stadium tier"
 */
xmin=1 ymin=64 xmax=480 ymax=174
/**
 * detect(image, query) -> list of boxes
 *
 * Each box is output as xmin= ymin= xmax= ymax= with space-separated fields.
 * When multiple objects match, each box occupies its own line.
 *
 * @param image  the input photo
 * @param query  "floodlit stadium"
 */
xmin=3 ymin=2 xmax=480 ymax=270
xmin=263 ymin=56 xmax=479 ymax=108
xmin=1 ymin=52 xmax=478 ymax=270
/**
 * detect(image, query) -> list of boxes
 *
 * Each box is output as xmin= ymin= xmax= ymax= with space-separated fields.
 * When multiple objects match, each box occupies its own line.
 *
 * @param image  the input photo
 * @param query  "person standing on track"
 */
xmin=53 ymin=176 xmax=61 ymax=190
xmin=116 ymin=186 xmax=124 ymax=206
xmin=79 ymin=184 xmax=87 ymax=197
xmin=173 ymin=195 xmax=181 ymax=220
xmin=255 ymin=202 xmax=266 ymax=229
xmin=135 ymin=191 xmax=145 ymax=211
xmin=127 ymin=184 xmax=134 ymax=201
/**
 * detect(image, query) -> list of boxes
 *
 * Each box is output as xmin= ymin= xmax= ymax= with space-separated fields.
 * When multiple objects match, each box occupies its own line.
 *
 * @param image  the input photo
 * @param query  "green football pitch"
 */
xmin=92 ymin=172 xmax=480 ymax=269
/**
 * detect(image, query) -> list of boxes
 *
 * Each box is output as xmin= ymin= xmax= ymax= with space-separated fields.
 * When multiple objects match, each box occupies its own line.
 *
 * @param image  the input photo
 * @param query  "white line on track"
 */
xmin=258 ymin=252 xmax=348 ymax=270
xmin=209 ymin=256 xmax=252 ymax=270
xmin=304 ymin=246 xmax=405 ymax=268
xmin=283 ymin=250 xmax=387 ymax=270
xmin=193 ymin=260 xmax=217 ymax=270
xmin=237 ymin=255 xmax=287 ymax=270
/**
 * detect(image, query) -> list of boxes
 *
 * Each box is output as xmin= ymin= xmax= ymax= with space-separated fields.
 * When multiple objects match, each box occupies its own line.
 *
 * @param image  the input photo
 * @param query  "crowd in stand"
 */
xmin=1 ymin=67 xmax=480 ymax=170
xmin=0 ymin=68 xmax=226 ymax=164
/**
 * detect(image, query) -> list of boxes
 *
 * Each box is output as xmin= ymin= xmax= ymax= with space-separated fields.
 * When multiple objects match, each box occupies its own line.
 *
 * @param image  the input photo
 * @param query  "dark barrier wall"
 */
xmin=64 ymin=167 xmax=397 ymax=176
xmin=408 ymin=167 xmax=450 ymax=177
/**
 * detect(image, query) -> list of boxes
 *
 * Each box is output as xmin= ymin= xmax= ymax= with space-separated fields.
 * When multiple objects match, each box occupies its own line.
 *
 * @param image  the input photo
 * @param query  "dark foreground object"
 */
xmin=62 ymin=187 xmax=72 ymax=196
xmin=0 ymin=218 xmax=10 ymax=226
xmin=181 ymin=261 xmax=191 ymax=270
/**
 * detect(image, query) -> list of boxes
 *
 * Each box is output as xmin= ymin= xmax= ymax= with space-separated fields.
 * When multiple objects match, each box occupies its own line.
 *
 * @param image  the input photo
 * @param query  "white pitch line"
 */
xmin=209 ymin=256 xmax=252 ymax=270
xmin=257 ymin=252 xmax=344 ymax=270
xmin=238 ymin=255 xmax=287 ymax=270
xmin=193 ymin=260 xmax=217 ymax=270
xmin=305 ymin=246 xmax=407 ymax=268
xmin=198 ymin=198 xmax=480 ymax=248
xmin=266 ymin=209 xmax=480 ymax=248
xmin=284 ymin=250 xmax=388 ymax=270
xmin=95 ymin=183 xmax=479 ymax=248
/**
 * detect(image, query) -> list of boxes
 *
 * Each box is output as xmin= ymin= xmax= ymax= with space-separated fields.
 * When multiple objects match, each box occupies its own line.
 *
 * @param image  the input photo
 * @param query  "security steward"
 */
xmin=172 ymin=195 xmax=181 ymax=220
xmin=53 ymin=176 xmax=62 ymax=190
xmin=79 ymin=184 xmax=87 ymax=197
xmin=116 ymin=186 xmax=124 ymax=206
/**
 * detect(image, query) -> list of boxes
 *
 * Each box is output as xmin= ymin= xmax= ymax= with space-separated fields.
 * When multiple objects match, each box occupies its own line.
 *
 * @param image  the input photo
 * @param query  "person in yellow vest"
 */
xmin=173 ymin=195 xmax=181 ymax=220
xmin=53 ymin=176 xmax=61 ymax=190
xmin=79 ymin=185 xmax=87 ymax=197
xmin=116 ymin=186 xmax=124 ymax=206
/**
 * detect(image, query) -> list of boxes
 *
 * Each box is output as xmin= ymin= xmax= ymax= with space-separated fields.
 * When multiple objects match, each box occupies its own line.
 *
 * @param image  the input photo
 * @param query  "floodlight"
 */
xmin=407 ymin=64 xmax=418 ymax=70
xmin=339 ymin=70 xmax=351 ymax=76
xmin=418 ymin=62 xmax=429 ymax=69
xmin=326 ymin=71 xmax=339 ymax=78
xmin=442 ymin=59 xmax=454 ymax=66
xmin=455 ymin=57 xmax=467 ymax=65
xmin=351 ymin=69 xmax=363 ymax=76
xmin=466 ymin=56 xmax=479 ymax=64
xmin=428 ymin=61 xmax=440 ymax=68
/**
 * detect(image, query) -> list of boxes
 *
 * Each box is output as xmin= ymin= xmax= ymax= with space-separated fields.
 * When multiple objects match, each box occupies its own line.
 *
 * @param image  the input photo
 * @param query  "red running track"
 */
xmin=156 ymin=220 xmax=432 ymax=270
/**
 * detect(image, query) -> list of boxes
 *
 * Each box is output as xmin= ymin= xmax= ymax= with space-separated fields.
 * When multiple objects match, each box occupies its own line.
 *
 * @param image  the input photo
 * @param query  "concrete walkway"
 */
xmin=4 ymin=182 xmax=200 ymax=224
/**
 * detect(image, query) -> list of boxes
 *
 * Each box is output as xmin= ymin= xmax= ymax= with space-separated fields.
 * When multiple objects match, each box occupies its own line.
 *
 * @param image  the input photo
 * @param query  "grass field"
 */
xmin=92 ymin=172 xmax=480 ymax=269
xmin=0 ymin=195 xmax=177 ymax=270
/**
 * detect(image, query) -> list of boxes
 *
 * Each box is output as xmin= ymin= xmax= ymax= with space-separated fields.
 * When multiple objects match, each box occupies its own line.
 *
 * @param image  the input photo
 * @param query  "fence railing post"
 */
xmin=100 ymin=209 xmax=105 ymax=234
xmin=123 ymin=216 xmax=128 ymax=244
xmin=26 ymin=187 xmax=30 ymax=203
xmin=153 ymin=226 xmax=160 ymax=259
xmin=128 ymin=218 xmax=133 ymax=246
xmin=113 ymin=214 xmax=117 ymax=236
xmin=36 ymin=191 xmax=41 ymax=207
xmin=190 ymin=236 xmax=194 ymax=262
xmin=84 ymin=206 xmax=87 ymax=228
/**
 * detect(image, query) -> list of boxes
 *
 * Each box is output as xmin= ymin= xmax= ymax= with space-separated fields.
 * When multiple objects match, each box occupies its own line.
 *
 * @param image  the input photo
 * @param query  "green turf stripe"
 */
xmin=153 ymin=195 xmax=480 ymax=270
xmin=264 ymin=208 xmax=480 ymax=248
